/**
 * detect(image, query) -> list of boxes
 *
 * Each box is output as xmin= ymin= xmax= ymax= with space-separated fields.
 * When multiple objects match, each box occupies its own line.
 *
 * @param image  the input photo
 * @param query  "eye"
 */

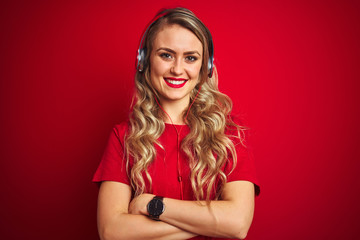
xmin=185 ymin=56 xmax=198 ymax=62
xmin=160 ymin=53 xmax=172 ymax=60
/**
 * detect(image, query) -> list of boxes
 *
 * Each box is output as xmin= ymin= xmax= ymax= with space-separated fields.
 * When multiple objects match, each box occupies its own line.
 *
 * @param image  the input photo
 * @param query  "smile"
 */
xmin=164 ymin=77 xmax=188 ymax=88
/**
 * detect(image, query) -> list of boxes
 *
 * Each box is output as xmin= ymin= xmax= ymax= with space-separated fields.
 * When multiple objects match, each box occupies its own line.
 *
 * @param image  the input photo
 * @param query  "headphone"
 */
xmin=136 ymin=9 xmax=214 ymax=78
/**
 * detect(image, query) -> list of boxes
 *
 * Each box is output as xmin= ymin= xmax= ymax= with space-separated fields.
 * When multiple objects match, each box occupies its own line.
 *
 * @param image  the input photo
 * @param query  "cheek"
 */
xmin=150 ymin=60 xmax=161 ymax=83
xmin=189 ymin=63 xmax=202 ymax=79
xmin=149 ymin=66 xmax=158 ymax=88
xmin=150 ymin=71 xmax=161 ymax=90
xmin=151 ymin=58 xmax=168 ymax=76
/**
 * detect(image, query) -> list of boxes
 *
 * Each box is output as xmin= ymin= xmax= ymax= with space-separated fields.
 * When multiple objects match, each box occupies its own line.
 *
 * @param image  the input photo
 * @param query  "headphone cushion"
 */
xmin=137 ymin=48 xmax=146 ymax=72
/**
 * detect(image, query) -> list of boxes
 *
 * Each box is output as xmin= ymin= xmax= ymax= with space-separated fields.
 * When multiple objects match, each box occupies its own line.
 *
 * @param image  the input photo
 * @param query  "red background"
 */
xmin=1 ymin=0 xmax=359 ymax=239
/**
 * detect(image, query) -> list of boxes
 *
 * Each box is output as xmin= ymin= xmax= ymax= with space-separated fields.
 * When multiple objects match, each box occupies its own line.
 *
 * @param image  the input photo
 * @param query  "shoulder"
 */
xmin=105 ymin=121 xmax=131 ymax=148
xmin=112 ymin=121 xmax=130 ymax=138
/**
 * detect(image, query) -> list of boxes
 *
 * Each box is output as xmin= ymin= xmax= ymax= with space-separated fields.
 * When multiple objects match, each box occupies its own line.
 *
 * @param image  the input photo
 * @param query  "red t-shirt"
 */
xmin=93 ymin=121 xmax=260 ymax=239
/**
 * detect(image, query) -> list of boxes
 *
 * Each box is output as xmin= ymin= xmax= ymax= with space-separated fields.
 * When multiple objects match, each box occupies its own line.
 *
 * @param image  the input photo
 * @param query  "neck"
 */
xmin=159 ymin=98 xmax=190 ymax=125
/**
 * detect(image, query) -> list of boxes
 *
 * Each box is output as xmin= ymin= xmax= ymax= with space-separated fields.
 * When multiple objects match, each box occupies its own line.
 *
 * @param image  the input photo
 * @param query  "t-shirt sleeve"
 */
xmin=224 ymin=129 xmax=260 ymax=196
xmin=92 ymin=123 xmax=131 ymax=185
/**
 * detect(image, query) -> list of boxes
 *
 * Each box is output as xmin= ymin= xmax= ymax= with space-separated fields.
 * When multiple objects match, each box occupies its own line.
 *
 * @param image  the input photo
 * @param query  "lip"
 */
xmin=163 ymin=77 xmax=188 ymax=88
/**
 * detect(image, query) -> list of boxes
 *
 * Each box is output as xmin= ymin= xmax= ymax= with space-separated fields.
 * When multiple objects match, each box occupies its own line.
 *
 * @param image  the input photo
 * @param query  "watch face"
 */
xmin=148 ymin=198 xmax=164 ymax=216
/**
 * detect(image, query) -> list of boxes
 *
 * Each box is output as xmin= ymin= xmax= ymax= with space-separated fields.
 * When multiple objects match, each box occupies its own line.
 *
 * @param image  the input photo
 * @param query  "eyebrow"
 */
xmin=156 ymin=47 xmax=201 ymax=56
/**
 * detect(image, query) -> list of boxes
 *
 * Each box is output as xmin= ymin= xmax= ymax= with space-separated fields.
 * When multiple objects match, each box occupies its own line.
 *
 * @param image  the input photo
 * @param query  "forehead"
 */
xmin=152 ymin=24 xmax=203 ymax=53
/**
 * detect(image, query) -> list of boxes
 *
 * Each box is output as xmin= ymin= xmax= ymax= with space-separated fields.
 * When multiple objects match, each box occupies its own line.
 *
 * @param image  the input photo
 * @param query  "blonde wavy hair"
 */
xmin=125 ymin=8 xmax=245 ymax=201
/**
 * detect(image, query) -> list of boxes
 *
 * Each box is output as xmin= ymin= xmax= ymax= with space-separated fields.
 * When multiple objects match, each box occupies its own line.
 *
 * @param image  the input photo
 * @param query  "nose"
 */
xmin=170 ymin=58 xmax=183 ymax=75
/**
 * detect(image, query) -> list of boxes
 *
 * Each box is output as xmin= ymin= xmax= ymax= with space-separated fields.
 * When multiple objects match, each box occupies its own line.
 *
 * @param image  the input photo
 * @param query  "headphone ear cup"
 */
xmin=137 ymin=48 xmax=146 ymax=72
xmin=208 ymin=56 xmax=214 ymax=78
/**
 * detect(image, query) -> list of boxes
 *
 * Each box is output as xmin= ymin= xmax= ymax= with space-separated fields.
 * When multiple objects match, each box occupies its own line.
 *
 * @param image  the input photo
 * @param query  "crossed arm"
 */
xmin=97 ymin=180 xmax=255 ymax=240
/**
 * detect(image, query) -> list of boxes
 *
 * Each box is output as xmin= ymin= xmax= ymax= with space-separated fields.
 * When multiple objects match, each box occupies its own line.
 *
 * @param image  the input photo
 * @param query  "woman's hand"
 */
xmin=128 ymin=193 xmax=155 ymax=215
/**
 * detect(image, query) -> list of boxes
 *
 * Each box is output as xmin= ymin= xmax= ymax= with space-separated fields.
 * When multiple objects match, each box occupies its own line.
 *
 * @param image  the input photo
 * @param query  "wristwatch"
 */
xmin=147 ymin=196 xmax=165 ymax=220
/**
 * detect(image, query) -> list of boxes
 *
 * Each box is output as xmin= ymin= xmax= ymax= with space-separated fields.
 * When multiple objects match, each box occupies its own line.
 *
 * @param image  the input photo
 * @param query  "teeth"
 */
xmin=166 ymin=79 xmax=186 ymax=85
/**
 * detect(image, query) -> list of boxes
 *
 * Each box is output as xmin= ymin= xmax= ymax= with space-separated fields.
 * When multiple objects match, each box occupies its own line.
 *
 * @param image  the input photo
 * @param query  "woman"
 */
xmin=93 ymin=7 xmax=260 ymax=240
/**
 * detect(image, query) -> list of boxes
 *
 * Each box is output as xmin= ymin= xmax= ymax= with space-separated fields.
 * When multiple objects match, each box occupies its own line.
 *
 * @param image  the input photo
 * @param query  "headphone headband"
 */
xmin=136 ymin=9 xmax=214 ymax=78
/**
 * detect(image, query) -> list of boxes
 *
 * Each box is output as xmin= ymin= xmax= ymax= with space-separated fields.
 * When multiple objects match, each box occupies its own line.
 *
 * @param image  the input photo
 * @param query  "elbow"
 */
xmin=235 ymin=230 xmax=248 ymax=240
xmin=98 ymin=213 xmax=130 ymax=240
xmin=99 ymin=226 xmax=113 ymax=240
xmin=229 ymin=217 xmax=252 ymax=240
xmin=232 ymin=225 xmax=249 ymax=240
xmin=213 ymin=213 xmax=252 ymax=239
xmin=99 ymin=226 xmax=125 ymax=240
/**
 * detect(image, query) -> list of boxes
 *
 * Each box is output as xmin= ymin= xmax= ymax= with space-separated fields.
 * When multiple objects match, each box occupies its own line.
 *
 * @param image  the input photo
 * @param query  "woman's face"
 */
xmin=149 ymin=24 xmax=203 ymax=107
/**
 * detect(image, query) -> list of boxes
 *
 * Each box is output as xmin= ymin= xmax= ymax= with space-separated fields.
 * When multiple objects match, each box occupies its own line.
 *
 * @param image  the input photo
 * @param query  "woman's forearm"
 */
xmin=160 ymin=181 xmax=255 ymax=239
xmin=160 ymin=198 xmax=251 ymax=239
xmin=99 ymin=212 xmax=197 ymax=240
xmin=97 ymin=181 xmax=197 ymax=240
xmin=131 ymin=181 xmax=255 ymax=239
